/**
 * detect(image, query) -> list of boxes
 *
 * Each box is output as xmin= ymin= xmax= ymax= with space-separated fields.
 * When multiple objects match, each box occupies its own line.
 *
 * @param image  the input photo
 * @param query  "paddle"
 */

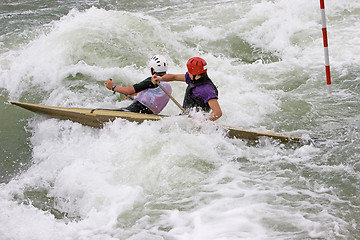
xmin=156 ymin=82 xmax=188 ymax=115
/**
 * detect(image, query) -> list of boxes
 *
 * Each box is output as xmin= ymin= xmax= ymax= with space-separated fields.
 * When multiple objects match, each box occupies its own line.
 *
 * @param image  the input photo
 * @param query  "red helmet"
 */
xmin=186 ymin=57 xmax=207 ymax=75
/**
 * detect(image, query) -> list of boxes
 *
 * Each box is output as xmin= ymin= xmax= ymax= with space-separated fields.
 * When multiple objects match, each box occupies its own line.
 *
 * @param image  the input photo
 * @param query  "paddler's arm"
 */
xmin=208 ymin=98 xmax=222 ymax=121
xmin=152 ymin=74 xmax=186 ymax=84
xmin=105 ymin=79 xmax=135 ymax=95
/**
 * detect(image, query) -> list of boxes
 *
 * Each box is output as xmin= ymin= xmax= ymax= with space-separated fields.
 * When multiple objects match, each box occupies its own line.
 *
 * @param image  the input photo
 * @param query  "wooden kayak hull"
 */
xmin=10 ymin=101 xmax=303 ymax=143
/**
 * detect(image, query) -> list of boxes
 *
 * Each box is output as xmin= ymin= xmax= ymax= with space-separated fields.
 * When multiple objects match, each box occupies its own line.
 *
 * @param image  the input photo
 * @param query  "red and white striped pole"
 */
xmin=320 ymin=0 xmax=332 ymax=96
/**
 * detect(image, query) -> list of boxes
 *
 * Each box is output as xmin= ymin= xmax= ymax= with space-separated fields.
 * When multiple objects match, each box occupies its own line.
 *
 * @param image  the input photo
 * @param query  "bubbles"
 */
xmin=1 ymin=0 xmax=360 ymax=239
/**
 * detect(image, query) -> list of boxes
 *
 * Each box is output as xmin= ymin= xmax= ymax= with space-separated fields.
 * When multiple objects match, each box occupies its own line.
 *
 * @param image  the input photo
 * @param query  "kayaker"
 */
xmin=105 ymin=55 xmax=172 ymax=114
xmin=151 ymin=57 xmax=222 ymax=121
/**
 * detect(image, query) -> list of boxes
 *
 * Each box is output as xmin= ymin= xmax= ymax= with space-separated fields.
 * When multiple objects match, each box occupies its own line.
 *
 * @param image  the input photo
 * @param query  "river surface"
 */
xmin=0 ymin=0 xmax=359 ymax=239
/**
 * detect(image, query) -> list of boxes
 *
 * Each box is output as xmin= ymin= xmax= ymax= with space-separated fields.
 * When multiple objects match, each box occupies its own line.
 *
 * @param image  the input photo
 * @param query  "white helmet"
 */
xmin=149 ymin=55 xmax=168 ymax=73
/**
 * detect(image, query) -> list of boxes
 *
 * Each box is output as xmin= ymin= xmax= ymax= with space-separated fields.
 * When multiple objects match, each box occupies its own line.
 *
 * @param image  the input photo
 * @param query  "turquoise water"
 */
xmin=1 ymin=0 xmax=359 ymax=239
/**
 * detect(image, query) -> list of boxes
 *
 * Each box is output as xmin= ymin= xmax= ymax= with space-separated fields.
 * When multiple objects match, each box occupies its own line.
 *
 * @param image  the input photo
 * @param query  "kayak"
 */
xmin=10 ymin=101 xmax=304 ymax=143
xmin=10 ymin=101 xmax=164 ymax=127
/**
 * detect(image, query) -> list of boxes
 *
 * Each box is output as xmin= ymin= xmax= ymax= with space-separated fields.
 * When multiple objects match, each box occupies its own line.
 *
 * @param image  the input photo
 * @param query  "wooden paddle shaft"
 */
xmin=157 ymin=83 xmax=187 ymax=114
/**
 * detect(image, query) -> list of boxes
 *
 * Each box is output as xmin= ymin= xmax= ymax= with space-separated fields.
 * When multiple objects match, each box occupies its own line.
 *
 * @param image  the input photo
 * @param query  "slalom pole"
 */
xmin=320 ymin=0 xmax=332 ymax=96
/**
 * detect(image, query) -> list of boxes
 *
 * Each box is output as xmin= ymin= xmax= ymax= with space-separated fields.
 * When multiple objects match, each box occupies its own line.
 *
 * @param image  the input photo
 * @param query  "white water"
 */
xmin=1 ymin=0 xmax=359 ymax=239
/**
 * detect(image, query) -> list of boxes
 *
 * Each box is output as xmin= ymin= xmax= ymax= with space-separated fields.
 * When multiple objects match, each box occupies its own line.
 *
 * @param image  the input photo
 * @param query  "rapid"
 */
xmin=0 ymin=0 xmax=359 ymax=239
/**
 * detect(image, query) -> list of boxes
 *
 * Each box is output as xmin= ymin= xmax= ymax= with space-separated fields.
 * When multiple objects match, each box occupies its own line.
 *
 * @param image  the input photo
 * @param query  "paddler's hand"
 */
xmin=151 ymin=75 xmax=161 ymax=85
xmin=105 ymin=79 xmax=114 ymax=90
xmin=124 ymin=93 xmax=135 ymax=100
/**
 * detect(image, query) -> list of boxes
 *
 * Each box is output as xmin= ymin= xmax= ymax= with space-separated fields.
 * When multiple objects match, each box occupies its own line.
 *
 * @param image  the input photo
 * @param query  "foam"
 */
xmin=1 ymin=1 xmax=359 ymax=239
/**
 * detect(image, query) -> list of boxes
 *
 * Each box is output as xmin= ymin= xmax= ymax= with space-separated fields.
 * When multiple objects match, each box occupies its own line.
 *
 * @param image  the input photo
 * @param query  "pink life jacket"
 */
xmin=134 ymin=82 xmax=172 ymax=114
